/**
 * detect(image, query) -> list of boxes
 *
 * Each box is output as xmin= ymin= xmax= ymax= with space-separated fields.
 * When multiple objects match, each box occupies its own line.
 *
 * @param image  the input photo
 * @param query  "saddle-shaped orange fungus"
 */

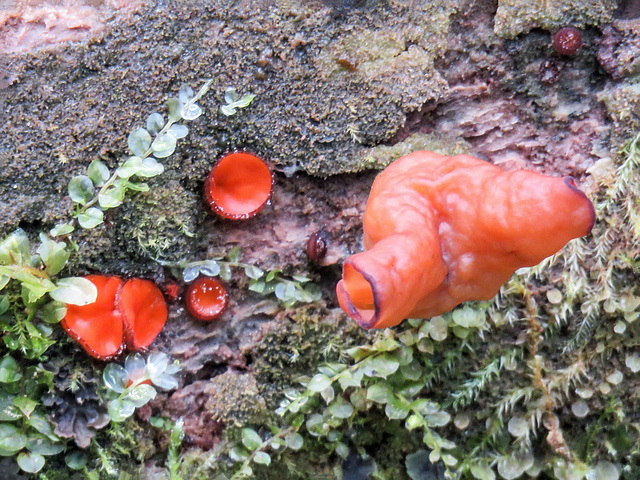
xmin=336 ymin=151 xmax=595 ymax=329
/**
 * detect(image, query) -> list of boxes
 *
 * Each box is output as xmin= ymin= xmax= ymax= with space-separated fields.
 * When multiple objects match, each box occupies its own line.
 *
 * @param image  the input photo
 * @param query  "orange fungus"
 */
xmin=205 ymin=152 xmax=273 ymax=219
xmin=61 ymin=275 xmax=124 ymax=360
xmin=119 ymin=279 xmax=168 ymax=351
xmin=62 ymin=275 xmax=167 ymax=359
xmin=186 ymin=277 xmax=229 ymax=321
xmin=336 ymin=151 xmax=595 ymax=330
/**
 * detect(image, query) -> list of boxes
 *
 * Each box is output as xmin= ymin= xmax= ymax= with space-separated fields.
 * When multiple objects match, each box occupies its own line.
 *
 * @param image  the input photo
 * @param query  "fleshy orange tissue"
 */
xmin=336 ymin=151 xmax=595 ymax=329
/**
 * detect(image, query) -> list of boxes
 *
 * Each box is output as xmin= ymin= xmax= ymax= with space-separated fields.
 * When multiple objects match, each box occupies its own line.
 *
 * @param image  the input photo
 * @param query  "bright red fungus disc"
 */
xmin=186 ymin=277 xmax=229 ymax=321
xmin=61 ymin=275 xmax=124 ymax=360
xmin=205 ymin=152 xmax=273 ymax=219
xmin=118 ymin=279 xmax=168 ymax=351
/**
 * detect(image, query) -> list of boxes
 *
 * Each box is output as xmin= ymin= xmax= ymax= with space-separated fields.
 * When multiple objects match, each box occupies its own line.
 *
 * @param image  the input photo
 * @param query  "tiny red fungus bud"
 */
xmin=307 ymin=229 xmax=329 ymax=263
xmin=164 ymin=282 xmax=180 ymax=301
xmin=552 ymin=27 xmax=582 ymax=56
xmin=186 ymin=277 xmax=229 ymax=321
xmin=205 ymin=152 xmax=273 ymax=219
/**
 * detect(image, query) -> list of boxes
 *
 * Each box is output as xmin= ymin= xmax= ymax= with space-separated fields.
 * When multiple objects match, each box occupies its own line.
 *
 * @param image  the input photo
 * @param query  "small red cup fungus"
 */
xmin=61 ymin=275 xmax=168 ymax=360
xmin=186 ymin=277 xmax=229 ymax=321
xmin=205 ymin=152 xmax=273 ymax=219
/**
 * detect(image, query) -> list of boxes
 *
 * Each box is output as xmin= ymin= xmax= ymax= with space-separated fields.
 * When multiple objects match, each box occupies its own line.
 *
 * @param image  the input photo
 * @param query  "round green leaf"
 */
xmin=167 ymin=123 xmax=188 ymax=139
xmin=335 ymin=442 xmax=349 ymax=459
xmin=68 ymin=175 xmax=94 ymax=205
xmin=98 ymin=185 xmax=125 ymax=208
xmin=181 ymin=103 xmax=202 ymax=121
xmin=26 ymin=434 xmax=65 ymax=455
xmin=0 ymin=356 xmax=21 ymax=383
xmin=471 ymin=463 xmax=496 ymax=480
xmin=116 ymin=156 xmax=143 ymax=179
xmin=128 ymin=128 xmax=152 ymax=156
xmin=49 ymin=223 xmax=74 ymax=237
xmin=244 ymin=265 xmax=264 ymax=280
xmin=0 ymin=423 xmax=26 ymax=452
xmin=146 ymin=352 xmax=169 ymax=376
xmin=50 ymin=277 xmax=98 ymax=305
xmin=328 ymin=402 xmax=354 ymax=419
xmin=124 ymin=383 xmax=156 ymax=408
xmin=366 ymin=383 xmax=391 ymax=404
xmin=362 ymin=354 xmax=399 ymax=378
xmin=241 ymin=428 xmax=262 ymax=450
xmin=229 ymin=446 xmax=249 ymax=462
xmin=108 ymin=399 xmax=135 ymax=422
xmin=151 ymin=133 xmax=176 ymax=155
xmin=65 ymin=450 xmax=88 ymax=470
xmin=253 ymin=451 xmax=271 ymax=466
xmin=138 ymin=157 xmax=165 ymax=177
xmin=146 ymin=113 xmax=165 ymax=134
xmin=151 ymin=373 xmax=179 ymax=391
xmin=77 ymin=207 xmax=104 ymax=229
xmin=87 ymin=159 xmax=110 ymax=186
xmin=284 ymin=432 xmax=303 ymax=450
xmin=307 ymin=374 xmax=332 ymax=393
xmin=17 ymin=451 xmax=45 ymax=473
xmin=103 ymin=363 xmax=128 ymax=394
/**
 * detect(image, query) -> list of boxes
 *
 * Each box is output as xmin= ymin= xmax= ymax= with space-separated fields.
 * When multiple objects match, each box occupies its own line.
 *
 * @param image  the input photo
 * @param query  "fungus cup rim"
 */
xmin=186 ymin=276 xmax=230 ymax=321
xmin=205 ymin=151 xmax=274 ymax=220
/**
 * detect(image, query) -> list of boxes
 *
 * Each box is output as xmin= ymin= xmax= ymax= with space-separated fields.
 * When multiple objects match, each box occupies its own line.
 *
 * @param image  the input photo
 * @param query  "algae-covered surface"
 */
xmin=2 ymin=0 xmax=640 ymax=478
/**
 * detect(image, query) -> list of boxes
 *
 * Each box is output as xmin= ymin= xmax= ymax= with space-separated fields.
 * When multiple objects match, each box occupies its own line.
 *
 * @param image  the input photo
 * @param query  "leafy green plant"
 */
xmin=176 ymin=246 xmax=322 ymax=307
xmin=0 ymin=354 xmax=64 ymax=474
xmin=0 ymin=229 xmax=96 ymax=359
xmin=102 ymin=352 xmax=180 ymax=422
xmin=220 ymin=87 xmax=255 ymax=116
xmin=58 ymin=80 xmax=213 ymax=233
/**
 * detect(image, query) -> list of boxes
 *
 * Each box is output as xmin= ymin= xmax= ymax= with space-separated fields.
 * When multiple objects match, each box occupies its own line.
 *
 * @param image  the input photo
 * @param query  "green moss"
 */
xmin=495 ymin=0 xmax=616 ymax=38
xmin=253 ymin=305 xmax=375 ymax=407
xmin=359 ymin=132 xmax=471 ymax=170
xmin=206 ymin=372 xmax=270 ymax=428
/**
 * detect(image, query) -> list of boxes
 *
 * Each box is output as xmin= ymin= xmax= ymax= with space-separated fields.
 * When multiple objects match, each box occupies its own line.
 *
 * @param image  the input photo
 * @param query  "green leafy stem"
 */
xmin=58 ymin=80 xmax=213 ymax=232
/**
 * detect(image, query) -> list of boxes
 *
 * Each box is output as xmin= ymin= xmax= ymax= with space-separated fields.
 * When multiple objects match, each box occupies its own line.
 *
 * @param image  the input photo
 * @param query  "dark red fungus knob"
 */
xmin=186 ymin=277 xmax=229 ymax=321
xmin=307 ymin=229 xmax=329 ymax=263
xmin=552 ymin=27 xmax=582 ymax=56
xmin=61 ymin=276 xmax=168 ymax=360
xmin=205 ymin=152 xmax=273 ymax=219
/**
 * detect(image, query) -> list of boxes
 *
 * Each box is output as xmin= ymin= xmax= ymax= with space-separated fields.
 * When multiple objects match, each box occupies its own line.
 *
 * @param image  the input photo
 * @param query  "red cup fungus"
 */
xmin=205 ymin=152 xmax=273 ymax=219
xmin=119 ymin=278 xmax=168 ymax=351
xmin=61 ymin=275 xmax=168 ymax=360
xmin=62 ymin=275 xmax=124 ymax=360
xmin=186 ymin=276 xmax=229 ymax=321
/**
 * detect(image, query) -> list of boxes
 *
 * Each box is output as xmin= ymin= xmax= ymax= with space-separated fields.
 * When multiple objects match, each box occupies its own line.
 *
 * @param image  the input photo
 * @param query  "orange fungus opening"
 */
xmin=118 ymin=279 xmax=168 ymax=351
xmin=61 ymin=275 xmax=124 ymax=360
xmin=186 ymin=277 xmax=229 ymax=321
xmin=205 ymin=152 xmax=273 ymax=219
